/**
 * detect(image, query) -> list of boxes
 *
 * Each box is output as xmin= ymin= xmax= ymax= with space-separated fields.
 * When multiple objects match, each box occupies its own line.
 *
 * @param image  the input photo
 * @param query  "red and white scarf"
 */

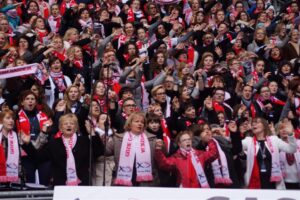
xmin=280 ymin=140 xmax=300 ymax=180
xmin=0 ymin=131 xmax=19 ymax=183
xmin=79 ymin=18 xmax=93 ymax=30
xmin=181 ymin=148 xmax=210 ymax=188
xmin=50 ymin=71 xmax=66 ymax=92
xmin=115 ymin=132 xmax=153 ymax=186
xmin=62 ymin=134 xmax=81 ymax=186
xmin=73 ymin=59 xmax=83 ymax=69
xmin=48 ymin=15 xmax=61 ymax=33
xmin=246 ymin=136 xmax=282 ymax=188
xmin=16 ymin=109 xmax=48 ymax=136
xmin=211 ymin=139 xmax=232 ymax=185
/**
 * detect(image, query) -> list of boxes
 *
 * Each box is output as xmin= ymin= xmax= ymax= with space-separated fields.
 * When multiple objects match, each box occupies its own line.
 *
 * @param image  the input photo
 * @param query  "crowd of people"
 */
xmin=0 ymin=0 xmax=299 ymax=190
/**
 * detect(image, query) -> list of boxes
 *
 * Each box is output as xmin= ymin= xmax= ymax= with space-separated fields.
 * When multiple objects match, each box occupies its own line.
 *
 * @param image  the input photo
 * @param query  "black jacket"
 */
xmin=22 ymin=134 xmax=104 ymax=186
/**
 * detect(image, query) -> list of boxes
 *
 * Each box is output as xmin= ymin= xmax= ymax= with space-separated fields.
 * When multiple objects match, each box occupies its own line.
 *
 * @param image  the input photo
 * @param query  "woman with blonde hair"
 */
xmin=247 ymin=27 xmax=272 ymax=58
xmin=22 ymin=113 xmax=104 ymax=186
xmin=242 ymin=117 xmax=297 ymax=189
xmin=106 ymin=112 xmax=159 ymax=186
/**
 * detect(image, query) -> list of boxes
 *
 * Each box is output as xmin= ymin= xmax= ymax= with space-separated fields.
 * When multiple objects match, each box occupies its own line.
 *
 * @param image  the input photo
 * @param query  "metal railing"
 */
xmin=0 ymin=190 xmax=53 ymax=200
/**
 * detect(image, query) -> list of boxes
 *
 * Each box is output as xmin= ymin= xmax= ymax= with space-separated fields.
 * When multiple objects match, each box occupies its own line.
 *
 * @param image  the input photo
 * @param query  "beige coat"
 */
xmin=106 ymin=131 xmax=159 ymax=186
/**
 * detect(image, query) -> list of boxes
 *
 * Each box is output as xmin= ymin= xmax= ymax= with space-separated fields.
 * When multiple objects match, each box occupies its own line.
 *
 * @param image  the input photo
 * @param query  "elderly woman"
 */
xmin=155 ymin=129 xmax=218 ymax=188
xmin=242 ymin=117 xmax=297 ymax=189
xmin=21 ymin=113 xmax=104 ymax=186
xmin=106 ymin=112 xmax=159 ymax=186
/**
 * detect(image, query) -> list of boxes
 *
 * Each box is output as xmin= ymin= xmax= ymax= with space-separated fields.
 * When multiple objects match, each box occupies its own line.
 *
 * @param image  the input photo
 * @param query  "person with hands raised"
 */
xmin=155 ymin=130 xmax=218 ymax=188
xmin=21 ymin=113 xmax=104 ymax=187
xmin=242 ymin=117 xmax=297 ymax=189
xmin=278 ymin=118 xmax=300 ymax=189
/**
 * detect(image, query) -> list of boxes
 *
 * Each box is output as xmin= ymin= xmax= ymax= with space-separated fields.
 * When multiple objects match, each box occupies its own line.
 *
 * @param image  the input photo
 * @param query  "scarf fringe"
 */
xmin=270 ymin=176 xmax=282 ymax=182
xmin=0 ymin=176 xmax=19 ymax=183
xmin=214 ymin=177 xmax=233 ymax=185
xmin=66 ymin=179 xmax=81 ymax=186
xmin=136 ymin=175 xmax=153 ymax=182
xmin=114 ymin=179 xmax=133 ymax=186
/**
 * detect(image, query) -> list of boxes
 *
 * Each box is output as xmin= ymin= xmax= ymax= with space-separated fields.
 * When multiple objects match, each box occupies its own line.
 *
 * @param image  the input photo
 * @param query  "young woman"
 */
xmin=155 ymin=130 xmax=218 ymax=188
xmin=242 ymin=117 xmax=297 ymax=189
xmin=22 ymin=113 xmax=104 ymax=186
xmin=44 ymin=57 xmax=72 ymax=108
xmin=16 ymin=90 xmax=52 ymax=186
xmin=0 ymin=110 xmax=21 ymax=184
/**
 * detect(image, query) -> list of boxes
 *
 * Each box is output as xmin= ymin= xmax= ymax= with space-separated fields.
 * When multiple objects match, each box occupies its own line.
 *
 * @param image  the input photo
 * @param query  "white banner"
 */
xmin=53 ymin=186 xmax=299 ymax=200
xmin=0 ymin=63 xmax=38 ymax=79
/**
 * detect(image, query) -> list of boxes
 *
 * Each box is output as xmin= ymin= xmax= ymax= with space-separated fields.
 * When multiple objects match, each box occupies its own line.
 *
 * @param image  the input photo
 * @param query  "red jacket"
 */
xmin=155 ymin=140 xmax=218 ymax=188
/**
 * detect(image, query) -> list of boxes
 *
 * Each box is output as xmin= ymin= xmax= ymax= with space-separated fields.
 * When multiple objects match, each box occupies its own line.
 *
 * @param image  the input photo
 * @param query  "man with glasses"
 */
xmin=151 ymin=85 xmax=172 ymax=118
xmin=111 ymin=97 xmax=137 ymax=133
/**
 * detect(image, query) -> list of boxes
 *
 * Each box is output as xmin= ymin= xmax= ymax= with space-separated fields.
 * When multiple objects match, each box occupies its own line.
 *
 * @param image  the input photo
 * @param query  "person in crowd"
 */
xmin=16 ymin=90 xmax=52 ymax=186
xmin=106 ymin=112 xmax=159 ymax=186
xmin=21 ymin=113 xmax=104 ymax=186
xmin=0 ymin=0 xmax=299 ymax=190
xmin=155 ymin=129 xmax=218 ymax=188
xmin=242 ymin=117 xmax=297 ymax=189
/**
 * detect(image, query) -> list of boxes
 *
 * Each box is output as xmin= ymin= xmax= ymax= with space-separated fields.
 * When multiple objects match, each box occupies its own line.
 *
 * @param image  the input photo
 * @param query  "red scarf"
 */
xmin=161 ymin=118 xmax=171 ymax=138
xmin=250 ymin=103 xmax=256 ymax=118
xmin=35 ymin=29 xmax=48 ymax=43
xmin=16 ymin=109 xmax=48 ymax=136
xmin=252 ymin=71 xmax=259 ymax=83
xmin=73 ymin=59 xmax=83 ymax=69
xmin=212 ymin=101 xmax=225 ymax=113
xmin=52 ymin=49 xmax=66 ymax=62
xmin=187 ymin=46 xmax=194 ymax=66
xmin=248 ymin=137 xmax=261 ymax=189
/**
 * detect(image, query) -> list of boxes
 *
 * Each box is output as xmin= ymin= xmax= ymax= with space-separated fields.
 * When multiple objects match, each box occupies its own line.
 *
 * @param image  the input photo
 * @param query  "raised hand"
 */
xmin=155 ymin=139 xmax=164 ymax=150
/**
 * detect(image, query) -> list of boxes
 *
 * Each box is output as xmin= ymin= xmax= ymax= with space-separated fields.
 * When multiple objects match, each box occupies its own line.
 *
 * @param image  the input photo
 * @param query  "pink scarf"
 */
xmin=62 ymin=134 xmax=81 ymax=186
xmin=115 ymin=132 xmax=153 ymax=186
xmin=0 ymin=131 xmax=19 ymax=183
xmin=183 ymin=148 xmax=210 ymax=188
xmin=50 ymin=71 xmax=66 ymax=92
xmin=211 ymin=138 xmax=232 ymax=185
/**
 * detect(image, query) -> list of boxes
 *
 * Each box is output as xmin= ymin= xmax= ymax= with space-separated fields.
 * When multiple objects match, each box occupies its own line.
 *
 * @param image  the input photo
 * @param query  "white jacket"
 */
xmin=242 ymin=135 xmax=297 ymax=189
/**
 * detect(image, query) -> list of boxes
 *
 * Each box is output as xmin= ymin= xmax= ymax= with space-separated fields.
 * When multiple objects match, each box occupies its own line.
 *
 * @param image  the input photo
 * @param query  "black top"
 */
xmin=22 ymin=134 xmax=104 ymax=186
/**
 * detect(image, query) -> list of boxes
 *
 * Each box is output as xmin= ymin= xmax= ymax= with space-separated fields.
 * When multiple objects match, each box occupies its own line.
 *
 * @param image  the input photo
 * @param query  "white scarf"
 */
xmin=115 ymin=132 xmax=153 ymax=186
xmin=211 ymin=138 xmax=232 ymax=185
xmin=189 ymin=149 xmax=210 ymax=188
xmin=246 ymin=136 xmax=282 ymax=187
xmin=0 ymin=131 xmax=19 ymax=183
xmin=62 ymin=134 xmax=81 ymax=185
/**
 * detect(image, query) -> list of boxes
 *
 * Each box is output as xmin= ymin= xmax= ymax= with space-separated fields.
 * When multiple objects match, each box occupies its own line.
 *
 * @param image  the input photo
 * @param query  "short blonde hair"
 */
xmin=63 ymin=28 xmax=79 ymax=41
xmin=59 ymin=113 xmax=79 ymax=132
xmin=151 ymin=85 xmax=165 ymax=97
xmin=124 ymin=112 xmax=146 ymax=132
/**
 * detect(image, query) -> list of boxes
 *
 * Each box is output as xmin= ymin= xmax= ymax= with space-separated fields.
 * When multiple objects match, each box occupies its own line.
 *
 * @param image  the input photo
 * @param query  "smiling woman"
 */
xmin=22 ymin=113 xmax=104 ymax=186
xmin=106 ymin=112 xmax=159 ymax=186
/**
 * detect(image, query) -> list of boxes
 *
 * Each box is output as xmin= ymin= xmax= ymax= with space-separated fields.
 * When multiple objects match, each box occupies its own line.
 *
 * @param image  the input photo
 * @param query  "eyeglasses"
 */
xmin=124 ymin=104 xmax=136 ymax=107
xmin=156 ymin=92 xmax=166 ymax=96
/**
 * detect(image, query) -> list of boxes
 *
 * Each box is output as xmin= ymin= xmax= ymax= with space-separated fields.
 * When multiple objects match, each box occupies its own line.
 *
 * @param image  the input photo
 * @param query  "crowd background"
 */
xmin=0 ymin=0 xmax=299 ymax=190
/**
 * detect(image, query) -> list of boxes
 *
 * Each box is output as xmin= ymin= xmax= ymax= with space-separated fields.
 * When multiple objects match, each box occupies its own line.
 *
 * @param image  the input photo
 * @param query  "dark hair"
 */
xmin=119 ymin=86 xmax=133 ymax=99
xmin=17 ymin=35 xmax=33 ymax=50
xmin=146 ymin=113 xmax=161 ymax=124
